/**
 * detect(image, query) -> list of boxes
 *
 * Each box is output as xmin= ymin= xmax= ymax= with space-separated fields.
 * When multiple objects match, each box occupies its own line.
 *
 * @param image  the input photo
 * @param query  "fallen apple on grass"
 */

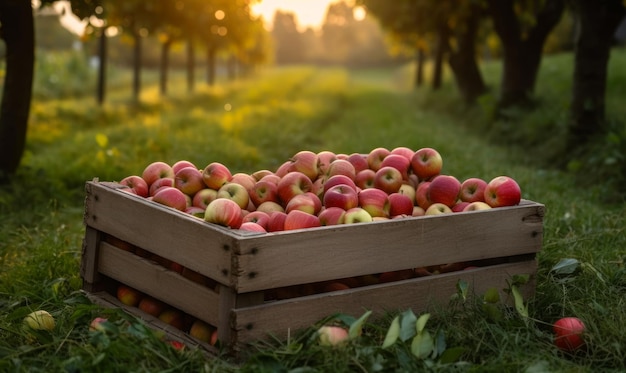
xmin=553 ymin=317 xmax=586 ymax=353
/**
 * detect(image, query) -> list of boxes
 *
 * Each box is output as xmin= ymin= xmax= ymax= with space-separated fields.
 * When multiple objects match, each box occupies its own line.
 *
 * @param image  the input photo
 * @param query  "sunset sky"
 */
xmin=251 ymin=0 xmax=337 ymax=30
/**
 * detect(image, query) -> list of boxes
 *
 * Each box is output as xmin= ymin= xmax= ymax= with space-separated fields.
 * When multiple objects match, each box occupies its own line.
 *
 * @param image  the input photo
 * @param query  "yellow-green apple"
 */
xmin=23 ymin=310 xmax=55 ymax=331
xmin=202 ymin=162 xmax=232 ymax=190
xmin=285 ymin=192 xmax=321 ymax=214
xmin=411 ymin=147 xmax=443 ymax=181
xmin=367 ymin=147 xmax=390 ymax=171
xmin=553 ymin=317 xmax=586 ymax=352
xmin=189 ymin=320 xmax=216 ymax=344
xmin=153 ymin=187 xmax=188 ymax=211
xmin=204 ymin=198 xmax=243 ymax=228
xmin=217 ymin=182 xmax=250 ymax=209
xmin=277 ymin=171 xmax=313 ymax=205
xmin=355 ymin=169 xmax=376 ymax=190
xmin=172 ymin=160 xmax=197 ymax=175
xmin=380 ymin=154 xmax=411 ymax=181
xmin=391 ymin=146 xmax=415 ymax=161
xmin=249 ymin=180 xmax=279 ymax=207
xmin=192 ymin=188 xmax=218 ymax=209
xmin=323 ymin=184 xmax=359 ymax=210
xmin=358 ymin=187 xmax=390 ymax=217
xmin=323 ymin=175 xmax=357 ymax=195
xmin=230 ymin=172 xmax=256 ymax=193
xmin=256 ymin=201 xmax=285 ymax=214
xmin=484 ymin=176 xmax=521 ymax=207
xmin=149 ymin=177 xmax=175 ymax=196
xmin=460 ymin=177 xmax=488 ymax=203
xmin=138 ymin=296 xmax=166 ymax=317
xmin=239 ymin=221 xmax=267 ymax=233
xmin=412 ymin=206 xmax=425 ymax=216
xmin=318 ymin=325 xmax=349 ymax=346
xmin=119 ymin=175 xmax=149 ymax=197
xmin=425 ymin=203 xmax=453 ymax=215
xmin=318 ymin=206 xmax=346 ymax=225
xmin=415 ymin=181 xmax=432 ymax=210
xmin=347 ymin=153 xmax=369 ymax=173
xmin=451 ymin=202 xmax=470 ymax=213
xmin=344 ymin=207 xmax=373 ymax=224
xmin=267 ymin=211 xmax=288 ymax=232
xmin=158 ymin=309 xmax=186 ymax=330
xmin=289 ymin=150 xmax=319 ymax=181
xmin=174 ymin=166 xmax=205 ymax=196
xmin=427 ymin=175 xmax=461 ymax=207
xmin=142 ymin=161 xmax=175 ymax=187
xmin=317 ymin=150 xmax=337 ymax=175
xmin=398 ymin=183 xmax=416 ymax=203
xmin=463 ymin=201 xmax=492 ymax=212
xmin=251 ymin=169 xmax=274 ymax=181
xmin=388 ymin=192 xmax=414 ymax=217
xmin=326 ymin=159 xmax=356 ymax=180
xmin=185 ymin=206 xmax=206 ymax=218
xmin=242 ymin=211 xmax=270 ymax=230
xmin=284 ymin=210 xmax=321 ymax=230
xmin=275 ymin=160 xmax=292 ymax=177
xmin=374 ymin=166 xmax=403 ymax=194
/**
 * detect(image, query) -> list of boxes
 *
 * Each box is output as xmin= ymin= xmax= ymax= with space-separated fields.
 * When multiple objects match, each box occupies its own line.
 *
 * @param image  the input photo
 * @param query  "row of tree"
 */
xmin=358 ymin=0 xmax=626 ymax=152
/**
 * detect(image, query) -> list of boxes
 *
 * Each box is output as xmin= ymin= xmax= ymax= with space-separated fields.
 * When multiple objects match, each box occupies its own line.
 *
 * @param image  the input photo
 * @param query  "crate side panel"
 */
xmin=84 ymin=181 xmax=233 ymax=284
xmin=97 ymin=241 xmax=221 ymax=326
xmin=233 ymin=202 xmax=544 ymax=292
xmin=232 ymin=260 xmax=537 ymax=343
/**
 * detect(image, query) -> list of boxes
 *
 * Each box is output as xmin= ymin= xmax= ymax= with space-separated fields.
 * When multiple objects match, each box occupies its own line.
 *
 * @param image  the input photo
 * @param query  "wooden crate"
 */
xmin=81 ymin=180 xmax=545 ymax=353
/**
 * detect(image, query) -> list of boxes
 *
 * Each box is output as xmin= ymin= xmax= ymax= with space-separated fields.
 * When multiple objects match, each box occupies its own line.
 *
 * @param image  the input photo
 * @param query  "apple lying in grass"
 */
xmin=484 ymin=176 xmax=521 ymax=207
xmin=23 ymin=310 xmax=55 ymax=331
xmin=553 ymin=317 xmax=586 ymax=352
xmin=89 ymin=317 xmax=108 ymax=332
xmin=318 ymin=325 xmax=349 ymax=346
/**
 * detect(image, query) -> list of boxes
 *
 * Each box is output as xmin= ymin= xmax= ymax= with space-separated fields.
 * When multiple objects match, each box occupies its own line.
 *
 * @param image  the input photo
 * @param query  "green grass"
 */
xmin=1 ymin=50 xmax=625 ymax=372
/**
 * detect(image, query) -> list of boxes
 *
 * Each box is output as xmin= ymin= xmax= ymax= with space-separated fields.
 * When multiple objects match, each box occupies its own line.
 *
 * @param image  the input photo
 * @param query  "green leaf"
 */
xmin=411 ymin=330 xmax=434 ymax=359
xmin=511 ymin=285 xmax=528 ymax=318
xmin=434 ymin=329 xmax=447 ymax=358
xmin=348 ymin=310 xmax=372 ymax=339
xmin=415 ymin=313 xmax=431 ymax=334
xmin=382 ymin=316 xmax=400 ymax=349
xmin=551 ymin=258 xmax=580 ymax=275
xmin=511 ymin=274 xmax=530 ymax=286
xmin=483 ymin=287 xmax=500 ymax=304
xmin=456 ymin=279 xmax=469 ymax=301
xmin=399 ymin=309 xmax=417 ymax=342
xmin=438 ymin=346 xmax=467 ymax=364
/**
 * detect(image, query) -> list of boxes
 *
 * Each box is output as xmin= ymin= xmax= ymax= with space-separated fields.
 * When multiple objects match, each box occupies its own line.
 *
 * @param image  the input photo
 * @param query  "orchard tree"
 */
xmin=272 ymin=10 xmax=305 ymax=65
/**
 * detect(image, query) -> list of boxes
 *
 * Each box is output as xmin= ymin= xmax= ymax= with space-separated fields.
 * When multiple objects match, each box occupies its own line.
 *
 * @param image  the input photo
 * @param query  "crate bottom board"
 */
xmin=231 ymin=258 xmax=537 ymax=345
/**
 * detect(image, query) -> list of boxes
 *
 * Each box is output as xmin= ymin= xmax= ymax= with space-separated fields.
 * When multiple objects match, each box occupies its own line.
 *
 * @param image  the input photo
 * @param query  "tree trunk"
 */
xmin=187 ymin=40 xmax=195 ymax=93
xmin=567 ymin=0 xmax=625 ymax=149
xmin=432 ymin=23 xmax=449 ymax=90
xmin=96 ymin=27 xmax=107 ymax=106
xmin=227 ymin=55 xmax=236 ymax=81
xmin=447 ymin=5 xmax=487 ymax=105
xmin=414 ymin=47 xmax=424 ymax=88
xmin=206 ymin=46 xmax=216 ymax=86
xmin=0 ymin=1 xmax=34 ymax=178
xmin=486 ymin=0 xmax=565 ymax=108
xmin=160 ymin=39 xmax=172 ymax=97
xmin=132 ymin=30 xmax=142 ymax=102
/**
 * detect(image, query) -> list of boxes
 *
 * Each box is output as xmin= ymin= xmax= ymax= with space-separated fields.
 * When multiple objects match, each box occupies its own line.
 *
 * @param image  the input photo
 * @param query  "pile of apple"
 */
xmin=117 ymin=147 xmax=521 ymax=232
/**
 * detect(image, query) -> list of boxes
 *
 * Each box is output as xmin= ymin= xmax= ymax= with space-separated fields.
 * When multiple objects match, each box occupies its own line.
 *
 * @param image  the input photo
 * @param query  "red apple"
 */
xmin=427 ymin=175 xmax=461 ymax=207
xmin=318 ymin=206 xmax=346 ymax=225
xmin=89 ymin=317 xmax=109 ymax=332
xmin=239 ymin=222 xmax=267 ymax=233
xmin=267 ymin=211 xmax=288 ymax=232
xmin=355 ymin=169 xmax=376 ymax=190
xmin=274 ymin=160 xmax=292 ymax=178
xmin=412 ymin=206 xmax=425 ymax=216
xmin=119 ymin=175 xmax=149 ymax=198
xmin=256 ymin=201 xmax=285 ymax=214
xmin=260 ymin=173 xmax=281 ymax=185
xmin=415 ymin=181 xmax=432 ymax=210
xmin=185 ymin=206 xmax=206 ymax=218
xmin=158 ymin=309 xmax=186 ymax=330
xmin=463 ymin=201 xmax=492 ymax=212
xmin=374 ymin=166 xmax=403 ymax=194
xmin=149 ymin=177 xmax=175 ymax=197
xmin=358 ymin=187 xmax=390 ymax=218
xmin=174 ymin=166 xmax=205 ymax=196
xmin=230 ymin=173 xmax=256 ymax=193
xmin=380 ymin=154 xmax=411 ymax=181
xmin=460 ymin=177 xmax=488 ymax=203
xmin=451 ymin=201 xmax=470 ymax=213
xmin=172 ymin=160 xmax=197 ymax=174
xmin=388 ymin=192 xmax=414 ymax=217
xmin=323 ymin=184 xmax=359 ymax=210
xmin=138 ymin=296 xmax=166 ymax=317
xmin=289 ymin=150 xmax=319 ymax=181
xmin=189 ymin=320 xmax=216 ymax=345
xmin=204 ymin=198 xmax=243 ymax=229
xmin=249 ymin=180 xmax=279 ymax=207
xmin=192 ymin=188 xmax=218 ymax=209
xmin=217 ymin=182 xmax=250 ymax=209
xmin=367 ymin=147 xmax=391 ymax=171
xmin=425 ymin=203 xmax=453 ymax=215
xmin=344 ymin=207 xmax=373 ymax=224
xmin=317 ymin=150 xmax=338 ymax=175
xmin=116 ymin=285 xmax=142 ymax=307
xmin=484 ymin=176 xmax=521 ymax=207
xmin=326 ymin=159 xmax=356 ymax=180
xmin=553 ymin=317 xmax=586 ymax=352
xmin=277 ymin=171 xmax=313 ymax=205
xmin=242 ymin=211 xmax=270 ymax=230
xmin=390 ymin=146 xmax=415 ymax=161
xmin=251 ymin=169 xmax=274 ymax=181
xmin=318 ymin=325 xmax=349 ymax=346
xmin=202 ymin=162 xmax=232 ymax=190
xmin=153 ymin=187 xmax=188 ymax=211
xmin=323 ymin=174 xmax=358 ymax=195
xmin=347 ymin=153 xmax=369 ymax=173
xmin=411 ymin=148 xmax=443 ymax=181
xmin=286 ymin=192 xmax=322 ymax=215
xmin=142 ymin=161 xmax=175 ymax=186
xmin=284 ymin=210 xmax=321 ymax=231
